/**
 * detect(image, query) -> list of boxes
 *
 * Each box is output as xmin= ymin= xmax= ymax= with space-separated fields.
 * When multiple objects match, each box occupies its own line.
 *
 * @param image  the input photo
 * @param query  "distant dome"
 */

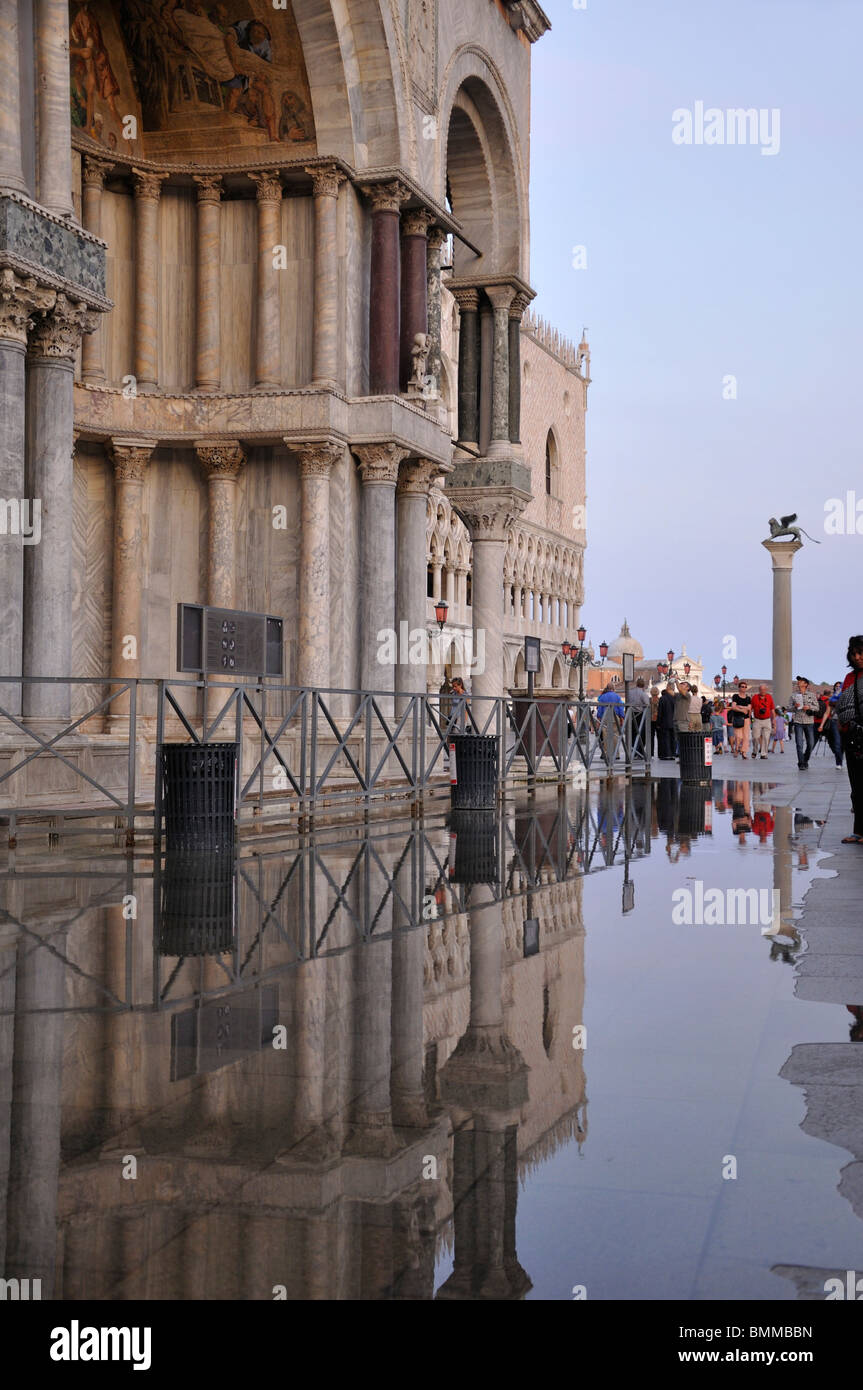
xmin=607 ymin=619 xmax=643 ymax=664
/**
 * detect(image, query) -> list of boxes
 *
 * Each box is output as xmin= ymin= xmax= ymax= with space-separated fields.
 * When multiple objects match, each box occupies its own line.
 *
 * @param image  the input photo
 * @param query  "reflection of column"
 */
xmin=109 ymin=439 xmax=154 ymax=719
xmin=193 ymin=176 xmax=222 ymax=392
xmin=35 ymin=0 xmax=73 ymax=217
xmin=196 ymin=440 xmax=246 ymax=609
xmin=453 ymin=288 xmax=479 ymax=452
xmin=250 ymin=174 xmax=282 ymax=389
xmin=0 ymin=0 xmax=27 ymax=192
xmin=452 ymin=491 xmax=530 ymax=703
xmin=354 ymin=443 xmax=407 ymax=694
xmin=24 ymin=298 xmax=96 ymax=721
xmin=761 ymin=538 xmax=802 ymax=709
xmin=306 ymin=164 xmax=345 ymax=389
xmin=132 ymin=171 xmax=166 ymax=391
xmin=396 ymin=458 xmax=437 ymax=704
xmin=81 ymin=159 xmax=111 ymax=382
xmin=288 ymin=953 xmax=336 ymax=1162
xmin=425 ymin=227 xmax=445 ymax=397
xmin=344 ymin=891 xmax=398 ymax=1157
xmin=486 ymin=284 xmax=515 ymax=458
xmin=366 ymin=182 xmax=406 ymax=395
xmin=399 ymin=209 xmax=432 ymax=390
xmin=292 ymin=439 xmax=343 ymax=689
xmin=508 ymin=293 xmax=529 ymax=448
xmin=391 ymin=858 xmax=428 ymax=1130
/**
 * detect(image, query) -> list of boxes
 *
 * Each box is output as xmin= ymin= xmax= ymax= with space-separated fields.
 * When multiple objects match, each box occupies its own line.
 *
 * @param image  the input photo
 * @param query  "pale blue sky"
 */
xmin=529 ymin=0 xmax=862 ymax=683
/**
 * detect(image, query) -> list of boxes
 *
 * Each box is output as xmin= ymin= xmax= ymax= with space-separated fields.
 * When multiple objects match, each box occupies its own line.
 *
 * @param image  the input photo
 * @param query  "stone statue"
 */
xmin=408 ymin=332 xmax=430 ymax=390
xmin=766 ymin=513 xmax=820 ymax=545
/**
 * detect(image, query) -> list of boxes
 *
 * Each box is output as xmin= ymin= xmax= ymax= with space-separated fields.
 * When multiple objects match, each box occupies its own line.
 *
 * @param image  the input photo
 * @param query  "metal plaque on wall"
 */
xmin=177 ymin=604 xmax=283 ymax=677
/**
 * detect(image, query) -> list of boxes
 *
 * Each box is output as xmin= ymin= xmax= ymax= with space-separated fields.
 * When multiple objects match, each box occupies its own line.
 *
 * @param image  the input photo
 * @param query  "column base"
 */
xmin=343 ymin=1113 xmax=401 ymax=1159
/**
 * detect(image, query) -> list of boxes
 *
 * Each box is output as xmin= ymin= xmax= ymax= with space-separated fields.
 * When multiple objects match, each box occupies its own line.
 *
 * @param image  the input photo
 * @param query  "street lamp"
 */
xmin=721 ymin=664 xmax=727 ymax=699
xmin=683 ymin=661 xmax=691 ymax=678
xmin=434 ymin=599 xmax=448 ymax=631
xmin=562 ymin=630 xmax=608 ymax=701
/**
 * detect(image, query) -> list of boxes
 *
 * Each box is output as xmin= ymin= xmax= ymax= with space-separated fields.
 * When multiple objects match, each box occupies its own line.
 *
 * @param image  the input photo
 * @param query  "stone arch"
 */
xmin=550 ymin=656 xmax=565 ymax=689
xmin=514 ymin=648 xmax=526 ymax=687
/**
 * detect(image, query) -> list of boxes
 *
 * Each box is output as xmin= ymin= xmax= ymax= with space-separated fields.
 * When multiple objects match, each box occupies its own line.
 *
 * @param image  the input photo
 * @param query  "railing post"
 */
xmin=306 ymin=689 xmax=315 ymax=819
xmin=154 ymin=679 xmax=165 ymax=852
xmin=125 ymin=680 xmax=137 ymax=847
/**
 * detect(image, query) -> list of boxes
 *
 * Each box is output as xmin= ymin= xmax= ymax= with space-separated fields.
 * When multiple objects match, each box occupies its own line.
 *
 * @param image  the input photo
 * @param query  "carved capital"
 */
xmin=485 ymin=283 xmax=516 ymax=313
xmin=195 ymin=439 xmax=246 ymax=480
xmin=0 ymin=269 xmax=55 ymax=346
xmin=291 ymin=438 xmax=344 ymax=478
xmin=397 ymin=457 xmax=439 ymax=497
xmin=401 ymin=208 xmax=434 ymax=238
xmin=28 ymin=293 xmax=97 ymax=361
xmin=448 ymin=486 xmax=530 ymax=541
xmin=451 ymin=286 xmax=480 ymax=314
xmin=509 ymin=291 xmax=531 ymax=320
xmin=363 ymin=180 xmax=409 ymax=214
xmin=132 ymin=169 xmax=167 ymax=201
xmin=354 ymin=441 xmax=409 ymax=485
xmin=427 ymin=225 xmax=447 ymax=253
xmin=82 ymin=156 xmax=112 ymax=190
xmin=249 ymin=172 xmax=283 ymax=203
xmin=305 ymin=163 xmax=345 ymax=199
xmin=110 ymin=438 xmax=154 ymax=483
xmin=194 ymin=175 xmax=223 ymax=204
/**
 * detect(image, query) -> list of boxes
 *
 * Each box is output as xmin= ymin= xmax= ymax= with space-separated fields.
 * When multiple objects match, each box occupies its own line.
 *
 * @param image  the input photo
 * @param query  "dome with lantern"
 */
xmin=606 ymin=620 xmax=644 ymax=665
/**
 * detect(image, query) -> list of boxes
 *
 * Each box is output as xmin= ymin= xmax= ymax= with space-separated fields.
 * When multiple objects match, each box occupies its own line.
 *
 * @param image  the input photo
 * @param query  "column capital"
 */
xmin=447 ymin=486 xmax=530 ymax=542
xmin=195 ymin=439 xmax=246 ymax=480
xmin=82 ymin=156 xmax=113 ymax=189
xmin=249 ymin=172 xmax=283 ymax=202
xmin=0 ymin=269 xmax=55 ymax=346
xmin=509 ymin=291 xmax=531 ymax=319
xmin=194 ymin=174 xmax=223 ymax=203
xmin=427 ymin=224 xmax=448 ymax=252
xmin=109 ymin=437 xmax=155 ymax=482
xmin=28 ymin=293 xmax=98 ymax=361
xmin=397 ymin=457 xmax=439 ymax=497
xmin=354 ymin=441 xmax=409 ymax=485
xmin=305 ymin=163 xmax=345 ymax=199
xmin=132 ymin=169 xmax=168 ymax=201
xmin=362 ymin=180 xmax=410 ymax=213
xmin=401 ymin=208 xmax=434 ymax=237
xmin=762 ymin=537 xmax=803 ymax=568
xmin=291 ymin=437 xmax=345 ymax=477
xmin=485 ymin=283 xmax=516 ymax=312
xmin=452 ymin=286 xmax=480 ymax=313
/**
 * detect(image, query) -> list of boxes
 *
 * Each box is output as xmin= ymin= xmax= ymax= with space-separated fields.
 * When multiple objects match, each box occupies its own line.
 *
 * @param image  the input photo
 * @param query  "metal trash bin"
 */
xmin=448 ymin=810 xmax=498 ymax=884
xmin=159 ymin=851 xmax=236 ymax=956
xmin=449 ymin=734 xmax=498 ymax=810
xmin=161 ymin=742 xmax=238 ymax=852
xmin=677 ymin=731 xmax=712 ymax=785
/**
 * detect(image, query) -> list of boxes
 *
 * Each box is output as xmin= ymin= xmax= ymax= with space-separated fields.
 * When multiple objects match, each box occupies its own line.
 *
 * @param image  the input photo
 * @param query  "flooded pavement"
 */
xmin=0 ymin=770 xmax=860 ymax=1302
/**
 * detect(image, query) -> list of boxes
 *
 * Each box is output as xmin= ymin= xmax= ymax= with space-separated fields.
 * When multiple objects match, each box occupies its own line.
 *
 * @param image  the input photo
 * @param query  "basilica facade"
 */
xmin=0 ymin=0 xmax=586 ymax=730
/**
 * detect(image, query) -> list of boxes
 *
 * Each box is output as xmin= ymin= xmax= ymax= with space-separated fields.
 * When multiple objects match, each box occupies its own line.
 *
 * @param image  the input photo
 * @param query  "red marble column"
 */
xmin=365 ymin=182 xmax=406 ymax=395
xmin=399 ymin=209 xmax=432 ymax=391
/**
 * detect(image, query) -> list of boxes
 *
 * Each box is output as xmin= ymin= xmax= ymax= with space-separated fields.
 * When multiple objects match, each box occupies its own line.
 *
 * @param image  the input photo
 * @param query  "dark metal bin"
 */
xmin=160 ymin=742 xmax=238 ymax=852
xmin=449 ymin=734 xmax=498 ymax=810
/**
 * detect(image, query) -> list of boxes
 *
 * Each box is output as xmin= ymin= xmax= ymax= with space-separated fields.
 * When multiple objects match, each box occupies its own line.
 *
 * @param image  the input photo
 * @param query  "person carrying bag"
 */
xmin=836 ymin=637 xmax=863 ymax=843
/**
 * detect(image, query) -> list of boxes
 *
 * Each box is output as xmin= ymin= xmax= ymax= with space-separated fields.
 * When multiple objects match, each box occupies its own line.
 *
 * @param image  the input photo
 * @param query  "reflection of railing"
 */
xmin=0 ymin=676 xmax=651 ymax=832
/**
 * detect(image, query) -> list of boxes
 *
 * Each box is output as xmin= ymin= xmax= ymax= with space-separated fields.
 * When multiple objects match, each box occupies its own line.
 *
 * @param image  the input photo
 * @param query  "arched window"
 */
xmin=545 ymin=429 xmax=560 ymax=497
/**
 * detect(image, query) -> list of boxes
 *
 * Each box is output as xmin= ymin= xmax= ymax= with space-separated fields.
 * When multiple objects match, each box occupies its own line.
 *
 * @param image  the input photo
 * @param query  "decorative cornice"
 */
xmin=362 ymin=180 xmax=409 ymax=214
xmin=0 ymin=248 xmax=111 ymax=315
xmin=132 ymin=169 xmax=167 ymax=201
xmin=195 ymin=439 xmax=246 ymax=479
xmin=28 ymin=293 xmax=98 ymax=361
xmin=249 ymin=173 xmax=283 ymax=203
xmin=502 ymin=0 xmax=552 ymax=43
xmin=291 ymin=438 xmax=344 ymax=477
xmin=193 ymin=175 xmax=223 ymax=204
xmin=401 ymin=208 xmax=434 ymax=237
xmin=354 ymin=441 xmax=409 ymax=485
xmin=109 ymin=437 xmax=155 ymax=482
xmin=0 ymin=268 xmax=55 ymax=346
xmin=305 ymin=163 xmax=345 ymax=199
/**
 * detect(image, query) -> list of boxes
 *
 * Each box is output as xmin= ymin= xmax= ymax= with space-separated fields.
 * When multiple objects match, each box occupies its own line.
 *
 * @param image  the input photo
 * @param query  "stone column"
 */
xmin=365 ymin=182 xmax=406 ymax=395
xmin=486 ymin=284 xmax=515 ymax=458
xmin=344 ymin=895 xmax=398 ymax=1158
xmin=0 ymin=0 xmax=27 ymax=193
xmin=431 ymin=560 xmax=442 ymax=602
xmin=250 ymin=174 xmax=282 ymax=389
xmin=761 ymin=538 xmax=802 ymax=708
xmin=390 ymin=858 xmax=428 ymax=1130
xmin=399 ymin=209 xmax=432 ymax=391
xmin=396 ymin=458 xmax=437 ymax=707
xmin=425 ymin=226 xmax=446 ymax=398
xmin=292 ymin=438 xmax=343 ymax=689
xmin=354 ymin=443 xmax=408 ymax=694
xmin=80 ymin=158 xmax=111 ymax=383
xmin=508 ymin=293 xmax=529 ymax=449
xmin=306 ymin=164 xmax=345 ymax=389
xmin=109 ymin=438 xmax=154 ymax=719
xmin=196 ymin=440 xmax=246 ymax=609
xmin=132 ymin=171 xmax=166 ymax=391
xmin=35 ymin=0 xmax=73 ymax=217
xmin=453 ymin=288 xmax=479 ymax=452
xmin=0 ymin=272 xmax=53 ymax=718
xmin=23 ymin=295 xmax=96 ymax=721
xmin=194 ymin=176 xmax=222 ymax=392
xmin=449 ymin=488 xmax=530 ymax=704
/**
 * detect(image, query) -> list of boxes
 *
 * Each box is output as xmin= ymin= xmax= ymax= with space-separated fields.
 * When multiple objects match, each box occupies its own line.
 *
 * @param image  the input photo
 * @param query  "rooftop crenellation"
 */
xmin=522 ymin=309 xmax=588 ymax=373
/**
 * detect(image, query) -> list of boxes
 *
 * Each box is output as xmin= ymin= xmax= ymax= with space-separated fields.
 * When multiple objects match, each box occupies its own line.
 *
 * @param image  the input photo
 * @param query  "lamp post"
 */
xmin=721 ymin=664 xmax=727 ymax=700
xmin=434 ymin=599 xmax=448 ymax=631
xmin=563 ymin=627 xmax=608 ymax=702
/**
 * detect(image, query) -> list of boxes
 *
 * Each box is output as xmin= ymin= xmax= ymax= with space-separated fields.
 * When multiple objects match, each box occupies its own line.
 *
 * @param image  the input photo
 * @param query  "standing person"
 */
xmin=597 ymin=683 xmax=625 ymax=763
xmin=710 ymin=703 xmax=725 ymax=753
xmin=770 ymin=709 xmax=787 ymax=754
xmin=674 ymin=682 xmax=692 ymax=751
xmin=656 ymin=682 xmax=676 ymax=760
xmin=821 ymin=681 xmax=844 ymax=769
xmin=789 ymin=675 xmax=820 ymax=770
xmin=835 ymin=638 xmax=863 ymax=842
xmin=687 ymin=684 xmax=703 ymax=731
xmin=750 ymin=683 xmax=775 ymax=760
xmin=627 ymin=678 xmax=650 ymax=758
xmin=649 ymin=685 xmax=660 ymax=759
xmin=727 ymin=682 xmax=752 ymax=758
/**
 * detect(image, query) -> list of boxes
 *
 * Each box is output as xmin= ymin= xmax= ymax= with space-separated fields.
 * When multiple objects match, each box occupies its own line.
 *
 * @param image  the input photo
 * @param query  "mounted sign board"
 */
xmin=177 ymin=604 xmax=284 ymax=677
xmin=524 ymin=635 xmax=541 ymax=674
xmin=622 ymin=652 xmax=635 ymax=683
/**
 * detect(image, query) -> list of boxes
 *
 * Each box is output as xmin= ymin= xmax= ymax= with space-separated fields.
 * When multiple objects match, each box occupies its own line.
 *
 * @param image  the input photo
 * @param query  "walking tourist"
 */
xmin=821 ymin=681 xmax=844 ymax=768
xmin=770 ymin=709 xmax=787 ymax=753
xmin=835 ymin=637 xmax=863 ymax=842
xmin=650 ymin=685 xmax=660 ymax=758
xmin=627 ymin=678 xmax=650 ymax=758
xmin=710 ymin=704 xmax=725 ymax=753
xmin=750 ymin=683 xmax=775 ymax=759
xmin=790 ymin=675 xmax=820 ymax=770
xmin=727 ymin=682 xmax=752 ymax=758
xmin=597 ymin=683 xmax=625 ymax=762
xmin=657 ymin=683 xmax=676 ymax=760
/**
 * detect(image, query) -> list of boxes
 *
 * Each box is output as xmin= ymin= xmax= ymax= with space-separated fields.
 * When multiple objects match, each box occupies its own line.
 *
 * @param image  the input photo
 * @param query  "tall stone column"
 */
xmin=132 ymin=171 xmax=166 ymax=391
xmin=425 ymin=227 xmax=446 ymax=398
xmin=365 ymin=181 xmax=406 ymax=395
xmin=80 ymin=158 xmax=110 ymax=383
xmin=399 ymin=209 xmax=432 ymax=391
xmin=0 ymin=0 xmax=27 ymax=193
xmin=453 ymin=288 xmax=479 ymax=453
xmin=23 ymin=295 xmax=96 ymax=721
xmin=196 ymin=440 xmax=246 ymax=609
xmin=761 ymin=538 xmax=802 ymax=708
xmin=451 ymin=493 xmax=529 ymax=703
xmin=193 ymin=176 xmax=222 ymax=392
xmin=109 ymin=438 xmax=154 ymax=719
xmin=431 ymin=560 xmax=442 ymax=602
xmin=35 ymin=0 xmax=73 ymax=217
xmin=396 ymin=458 xmax=437 ymax=706
xmin=292 ymin=438 xmax=343 ymax=689
xmin=306 ymin=164 xmax=345 ymax=389
xmin=344 ymin=889 xmax=398 ymax=1158
xmin=0 ymin=272 xmax=53 ymax=718
xmin=390 ymin=858 xmax=428 ymax=1131
xmin=486 ymin=284 xmax=515 ymax=458
xmin=354 ymin=442 xmax=408 ymax=694
xmin=250 ymin=173 xmax=283 ymax=389
xmin=508 ymin=293 xmax=529 ymax=449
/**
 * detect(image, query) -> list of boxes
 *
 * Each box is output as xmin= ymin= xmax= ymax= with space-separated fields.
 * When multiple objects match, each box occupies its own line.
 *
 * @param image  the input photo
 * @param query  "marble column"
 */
xmin=196 ymin=440 xmax=246 ymax=609
xmin=306 ymin=164 xmax=345 ymax=389
xmin=762 ymin=538 xmax=802 ymax=709
xmin=366 ymin=181 xmax=406 ymax=395
xmin=0 ymin=272 xmax=53 ymax=719
xmin=23 ymin=295 xmax=96 ymax=721
xmin=35 ymin=0 xmax=73 ymax=217
xmin=431 ymin=560 xmax=442 ymax=602
xmin=132 ymin=171 xmax=166 ymax=391
xmin=250 ymin=173 xmax=283 ymax=389
xmin=344 ymin=893 xmax=398 ymax=1158
xmin=109 ymin=438 xmax=154 ymax=719
xmin=399 ymin=209 xmax=432 ymax=391
xmin=396 ymin=458 xmax=437 ymax=705
xmin=194 ymin=176 xmax=222 ymax=392
xmin=80 ymin=158 xmax=111 ymax=383
xmin=425 ymin=227 xmax=446 ymax=398
xmin=453 ymin=288 xmax=479 ymax=452
xmin=354 ymin=442 xmax=408 ymax=694
xmin=486 ymin=284 xmax=515 ymax=458
xmin=0 ymin=0 xmax=27 ymax=193
xmin=454 ymin=490 xmax=530 ymax=704
xmin=292 ymin=438 xmax=343 ymax=690
xmin=508 ymin=293 xmax=529 ymax=448
xmin=390 ymin=859 xmax=428 ymax=1130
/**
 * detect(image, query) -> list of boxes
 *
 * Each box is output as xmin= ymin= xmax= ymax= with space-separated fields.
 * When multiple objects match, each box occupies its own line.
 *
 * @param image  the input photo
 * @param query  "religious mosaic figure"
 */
xmin=70 ymin=2 xmax=122 ymax=137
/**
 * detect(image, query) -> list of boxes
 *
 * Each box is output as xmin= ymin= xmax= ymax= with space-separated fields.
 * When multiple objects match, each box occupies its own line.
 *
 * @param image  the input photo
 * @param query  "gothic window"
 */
xmin=545 ymin=428 xmax=559 ymax=497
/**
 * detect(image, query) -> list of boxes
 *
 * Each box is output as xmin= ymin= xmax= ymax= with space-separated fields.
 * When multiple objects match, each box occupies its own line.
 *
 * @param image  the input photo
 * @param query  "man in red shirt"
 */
xmin=750 ymin=684 xmax=775 ymax=759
